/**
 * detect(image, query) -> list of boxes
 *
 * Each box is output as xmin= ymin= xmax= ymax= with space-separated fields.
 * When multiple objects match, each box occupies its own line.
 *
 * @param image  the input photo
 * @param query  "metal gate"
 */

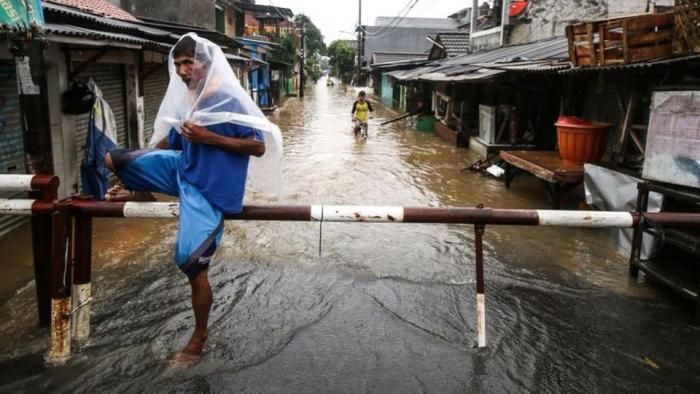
xmin=0 ymin=60 xmax=27 ymax=236
xmin=72 ymin=63 xmax=127 ymax=168
xmin=142 ymin=63 xmax=169 ymax=146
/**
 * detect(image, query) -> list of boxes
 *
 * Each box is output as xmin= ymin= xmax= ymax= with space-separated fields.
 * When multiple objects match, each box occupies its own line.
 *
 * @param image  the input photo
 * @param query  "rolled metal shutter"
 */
xmin=72 ymin=63 xmax=127 ymax=169
xmin=142 ymin=63 xmax=169 ymax=145
xmin=0 ymin=60 xmax=27 ymax=237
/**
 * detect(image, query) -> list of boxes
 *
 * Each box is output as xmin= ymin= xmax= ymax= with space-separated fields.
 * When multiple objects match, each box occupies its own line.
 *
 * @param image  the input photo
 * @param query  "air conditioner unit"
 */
xmin=479 ymin=105 xmax=497 ymax=144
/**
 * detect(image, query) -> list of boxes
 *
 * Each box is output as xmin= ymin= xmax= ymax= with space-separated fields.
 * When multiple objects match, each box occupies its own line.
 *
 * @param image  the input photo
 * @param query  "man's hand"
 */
xmin=182 ymin=121 xmax=216 ymax=144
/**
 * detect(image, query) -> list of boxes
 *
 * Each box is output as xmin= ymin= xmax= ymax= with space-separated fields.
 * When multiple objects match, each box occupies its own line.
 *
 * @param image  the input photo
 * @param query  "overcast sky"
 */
xmin=267 ymin=0 xmax=470 ymax=44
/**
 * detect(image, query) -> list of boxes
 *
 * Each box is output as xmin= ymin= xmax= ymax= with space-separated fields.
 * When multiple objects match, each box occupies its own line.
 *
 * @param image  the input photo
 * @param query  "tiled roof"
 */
xmin=45 ymin=0 xmax=138 ymax=22
xmin=437 ymin=32 xmax=470 ymax=57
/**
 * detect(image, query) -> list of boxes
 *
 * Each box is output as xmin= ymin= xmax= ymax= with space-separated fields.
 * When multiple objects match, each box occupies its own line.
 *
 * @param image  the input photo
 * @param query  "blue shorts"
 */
xmin=109 ymin=149 xmax=224 ymax=280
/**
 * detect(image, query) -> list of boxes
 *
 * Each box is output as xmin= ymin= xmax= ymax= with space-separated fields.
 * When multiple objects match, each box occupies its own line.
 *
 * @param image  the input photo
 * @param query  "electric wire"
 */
xmin=360 ymin=0 xmax=420 ymax=38
xmin=362 ymin=0 xmax=425 ymax=41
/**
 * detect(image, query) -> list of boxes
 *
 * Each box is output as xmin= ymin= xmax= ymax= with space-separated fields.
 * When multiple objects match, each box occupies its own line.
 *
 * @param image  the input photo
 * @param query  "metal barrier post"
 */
xmin=72 ymin=205 xmax=92 ymax=343
xmin=474 ymin=223 xmax=486 ymax=348
xmin=29 ymin=175 xmax=59 ymax=327
xmin=46 ymin=201 xmax=73 ymax=365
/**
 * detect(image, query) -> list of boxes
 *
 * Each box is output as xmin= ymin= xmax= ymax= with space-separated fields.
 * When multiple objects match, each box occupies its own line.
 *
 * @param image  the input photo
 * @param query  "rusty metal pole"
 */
xmin=474 ymin=223 xmax=486 ymax=348
xmin=29 ymin=175 xmax=59 ymax=327
xmin=72 ymin=210 xmax=92 ymax=343
xmin=46 ymin=202 xmax=73 ymax=365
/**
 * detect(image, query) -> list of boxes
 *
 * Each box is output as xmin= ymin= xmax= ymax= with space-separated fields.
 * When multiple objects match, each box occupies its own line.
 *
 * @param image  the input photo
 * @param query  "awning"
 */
xmin=44 ymin=23 xmax=170 ymax=49
xmin=402 ymin=36 xmax=570 ymax=82
xmin=559 ymin=54 xmax=700 ymax=74
xmin=225 ymin=53 xmax=251 ymax=63
xmin=385 ymin=69 xmax=411 ymax=79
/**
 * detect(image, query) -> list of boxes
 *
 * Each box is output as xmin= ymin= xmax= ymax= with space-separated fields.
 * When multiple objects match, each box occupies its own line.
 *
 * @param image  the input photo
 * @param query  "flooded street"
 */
xmin=1 ymin=79 xmax=699 ymax=393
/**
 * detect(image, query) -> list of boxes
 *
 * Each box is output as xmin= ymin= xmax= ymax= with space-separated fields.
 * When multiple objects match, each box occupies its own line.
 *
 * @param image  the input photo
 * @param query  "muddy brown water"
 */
xmin=0 ymin=79 xmax=699 ymax=393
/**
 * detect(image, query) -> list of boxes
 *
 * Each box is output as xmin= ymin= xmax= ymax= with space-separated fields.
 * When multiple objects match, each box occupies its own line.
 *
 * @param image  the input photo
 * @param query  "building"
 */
xmin=362 ymin=16 xmax=462 ymax=69
xmin=0 ymin=0 xmax=268 ymax=237
xmin=468 ymin=0 xmax=677 ymax=52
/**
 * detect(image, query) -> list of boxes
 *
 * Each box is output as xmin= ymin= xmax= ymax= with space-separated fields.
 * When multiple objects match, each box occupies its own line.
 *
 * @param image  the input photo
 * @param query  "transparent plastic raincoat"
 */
xmin=149 ymin=33 xmax=283 ymax=197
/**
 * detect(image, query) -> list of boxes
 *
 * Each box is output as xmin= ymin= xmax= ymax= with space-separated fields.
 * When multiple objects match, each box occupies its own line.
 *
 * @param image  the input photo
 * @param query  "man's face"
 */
xmin=174 ymin=54 xmax=195 ymax=86
xmin=358 ymin=95 xmax=365 ymax=103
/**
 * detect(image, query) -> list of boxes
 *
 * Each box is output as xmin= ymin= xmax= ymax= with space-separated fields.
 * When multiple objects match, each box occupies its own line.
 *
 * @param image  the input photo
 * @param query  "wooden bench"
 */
xmin=499 ymin=150 xmax=585 ymax=209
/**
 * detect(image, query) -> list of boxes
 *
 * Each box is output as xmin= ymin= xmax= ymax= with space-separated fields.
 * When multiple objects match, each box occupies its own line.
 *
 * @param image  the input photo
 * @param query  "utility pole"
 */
xmin=356 ymin=0 xmax=362 ymax=85
xmin=299 ymin=20 xmax=306 ymax=97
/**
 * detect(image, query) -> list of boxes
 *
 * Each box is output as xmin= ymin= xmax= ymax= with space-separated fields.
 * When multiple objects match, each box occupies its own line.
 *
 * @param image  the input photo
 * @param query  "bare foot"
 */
xmin=169 ymin=332 xmax=207 ymax=368
xmin=104 ymin=184 xmax=156 ymax=202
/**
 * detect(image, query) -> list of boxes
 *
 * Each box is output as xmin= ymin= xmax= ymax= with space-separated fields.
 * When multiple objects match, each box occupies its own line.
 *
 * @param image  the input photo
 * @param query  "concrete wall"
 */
xmin=506 ymin=0 xmax=673 ymax=45
xmin=107 ymin=0 xmax=216 ymax=30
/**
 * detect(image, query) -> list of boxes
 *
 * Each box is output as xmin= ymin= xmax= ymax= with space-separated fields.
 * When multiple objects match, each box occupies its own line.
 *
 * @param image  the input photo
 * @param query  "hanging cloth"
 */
xmin=80 ymin=81 xmax=118 ymax=200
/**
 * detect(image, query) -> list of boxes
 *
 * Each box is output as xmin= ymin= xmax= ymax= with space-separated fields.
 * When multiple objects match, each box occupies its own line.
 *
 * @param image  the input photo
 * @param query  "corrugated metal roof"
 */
xmin=372 ymin=52 xmax=426 ymax=65
xmin=43 ymin=2 xmax=175 ymax=41
xmin=44 ymin=22 xmax=169 ymax=48
xmin=402 ymin=36 xmax=570 ymax=82
xmin=374 ymin=17 xmax=459 ymax=30
xmin=559 ymin=54 xmax=700 ymax=74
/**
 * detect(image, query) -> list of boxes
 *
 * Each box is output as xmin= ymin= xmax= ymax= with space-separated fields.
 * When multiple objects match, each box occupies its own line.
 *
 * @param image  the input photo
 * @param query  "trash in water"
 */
xmin=486 ymin=164 xmax=506 ymax=178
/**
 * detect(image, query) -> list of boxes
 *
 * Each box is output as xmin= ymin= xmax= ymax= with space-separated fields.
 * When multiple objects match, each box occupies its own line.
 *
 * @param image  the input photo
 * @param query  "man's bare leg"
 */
xmin=170 ymin=270 xmax=212 ymax=366
xmin=103 ymin=152 xmax=156 ymax=202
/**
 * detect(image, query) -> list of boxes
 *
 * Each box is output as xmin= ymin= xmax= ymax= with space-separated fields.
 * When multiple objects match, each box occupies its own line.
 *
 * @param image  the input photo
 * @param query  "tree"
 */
xmin=327 ymin=40 xmax=355 ymax=84
xmin=272 ymin=33 xmax=297 ymax=65
xmin=294 ymin=14 xmax=326 ymax=56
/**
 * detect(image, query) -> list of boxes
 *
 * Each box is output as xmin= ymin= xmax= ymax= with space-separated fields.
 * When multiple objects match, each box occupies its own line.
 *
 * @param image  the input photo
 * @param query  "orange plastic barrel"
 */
xmin=555 ymin=121 xmax=611 ymax=163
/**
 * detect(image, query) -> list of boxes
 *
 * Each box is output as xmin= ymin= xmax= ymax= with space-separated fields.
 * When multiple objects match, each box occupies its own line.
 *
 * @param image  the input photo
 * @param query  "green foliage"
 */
xmin=327 ymin=40 xmax=355 ymax=83
xmin=271 ymin=33 xmax=297 ymax=65
xmin=294 ymin=14 xmax=326 ymax=56
xmin=305 ymin=58 xmax=322 ymax=82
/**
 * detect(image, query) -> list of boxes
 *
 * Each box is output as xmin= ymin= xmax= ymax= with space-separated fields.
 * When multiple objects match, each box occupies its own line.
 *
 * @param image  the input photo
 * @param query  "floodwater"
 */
xmin=1 ymin=79 xmax=699 ymax=393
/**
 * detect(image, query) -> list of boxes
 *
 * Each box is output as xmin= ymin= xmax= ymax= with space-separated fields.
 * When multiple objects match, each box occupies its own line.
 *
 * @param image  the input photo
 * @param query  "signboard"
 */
xmin=642 ymin=91 xmax=700 ymax=189
xmin=0 ymin=0 xmax=44 ymax=30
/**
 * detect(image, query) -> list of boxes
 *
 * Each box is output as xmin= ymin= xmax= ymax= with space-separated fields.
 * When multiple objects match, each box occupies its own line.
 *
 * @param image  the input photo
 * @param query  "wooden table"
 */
xmin=499 ymin=150 xmax=584 ymax=209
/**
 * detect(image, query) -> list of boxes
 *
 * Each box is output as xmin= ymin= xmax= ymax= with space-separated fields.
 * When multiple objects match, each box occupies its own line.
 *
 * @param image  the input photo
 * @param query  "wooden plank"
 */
xmin=599 ymin=23 xmax=606 ymax=64
xmin=575 ymin=44 xmax=596 ymax=56
xmin=566 ymin=25 xmax=577 ymax=66
xmin=626 ymin=12 xmax=675 ymax=31
xmin=627 ymin=29 xmax=673 ymax=47
xmin=630 ymin=43 xmax=673 ymax=61
xmin=615 ymin=91 xmax=637 ymax=157
xmin=623 ymin=19 xmax=630 ymax=63
xmin=577 ymin=56 xmax=595 ymax=67
xmin=587 ymin=23 xmax=596 ymax=66
xmin=573 ymin=23 xmax=592 ymax=35
xmin=499 ymin=151 xmax=584 ymax=184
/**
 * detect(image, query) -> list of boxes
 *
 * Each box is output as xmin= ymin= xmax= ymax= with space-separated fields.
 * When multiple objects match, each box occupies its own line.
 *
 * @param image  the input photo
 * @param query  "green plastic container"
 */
xmin=416 ymin=116 xmax=436 ymax=132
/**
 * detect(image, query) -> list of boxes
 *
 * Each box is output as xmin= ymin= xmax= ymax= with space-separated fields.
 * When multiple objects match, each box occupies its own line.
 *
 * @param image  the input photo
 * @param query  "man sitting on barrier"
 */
xmin=104 ymin=33 xmax=282 ymax=366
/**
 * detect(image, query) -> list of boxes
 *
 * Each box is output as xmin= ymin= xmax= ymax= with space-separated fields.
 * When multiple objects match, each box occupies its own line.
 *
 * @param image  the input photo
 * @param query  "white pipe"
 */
xmin=71 ymin=283 xmax=91 ymax=343
xmin=476 ymin=293 xmax=486 ymax=348
xmin=311 ymin=205 xmax=405 ymax=222
xmin=0 ymin=199 xmax=34 ymax=215
xmin=45 ymin=297 xmax=71 ymax=365
xmin=536 ymin=210 xmax=634 ymax=228
xmin=123 ymin=202 xmax=179 ymax=218
xmin=0 ymin=175 xmax=34 ymax=191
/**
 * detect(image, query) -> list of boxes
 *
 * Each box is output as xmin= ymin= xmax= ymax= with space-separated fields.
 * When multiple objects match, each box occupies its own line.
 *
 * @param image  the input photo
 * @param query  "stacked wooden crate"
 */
xmin=566 ymin=12 xmax=675 ymax=67
xmin=674 ymin=0 xmax=700 ymax=54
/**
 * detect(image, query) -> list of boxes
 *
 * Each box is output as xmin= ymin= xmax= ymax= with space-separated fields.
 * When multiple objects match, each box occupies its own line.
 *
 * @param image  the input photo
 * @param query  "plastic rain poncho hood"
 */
xmin=150 ymin=33 xmax=283 ymax=197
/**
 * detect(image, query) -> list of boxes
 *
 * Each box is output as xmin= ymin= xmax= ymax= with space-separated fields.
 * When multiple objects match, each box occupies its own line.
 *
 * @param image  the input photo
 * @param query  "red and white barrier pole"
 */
xmin=4 ymin=177 xmax=700 ymax=360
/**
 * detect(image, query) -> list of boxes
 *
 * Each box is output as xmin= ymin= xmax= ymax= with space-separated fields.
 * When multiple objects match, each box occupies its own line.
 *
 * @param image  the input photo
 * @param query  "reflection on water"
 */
xmin=0 ymin=79 xmax=699 ymax=393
